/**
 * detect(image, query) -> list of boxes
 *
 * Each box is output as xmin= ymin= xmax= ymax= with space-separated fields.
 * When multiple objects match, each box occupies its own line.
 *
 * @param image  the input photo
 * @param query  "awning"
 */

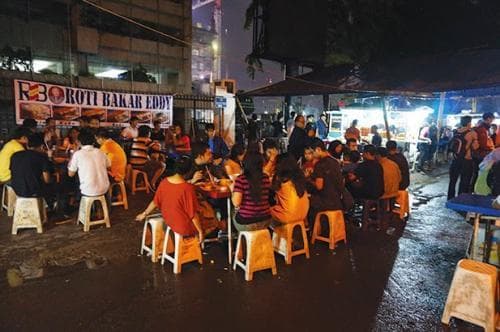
xmin=243 ymin=49 xmax=500 ymax=97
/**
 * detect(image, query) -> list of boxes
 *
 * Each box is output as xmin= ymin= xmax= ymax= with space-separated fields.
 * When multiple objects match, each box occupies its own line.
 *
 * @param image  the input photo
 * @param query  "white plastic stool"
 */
xmin=161 ymin=226 xmax=202 ymax=274
xmin=12 ymin=197 xmax=47 ymax=234
xmin=128 ymin=166 xmax=150 ymax=195
xmin=441 ymin=259 xmax=497 ymax=332
xmin=272 ymin=220 xmax=310 ymax=264
xmin=109 ymin=181 xmax=128 ymax=210
xmin=140 ymin=215 xmax=164 ymax=263
xmin=311 ymin=210 xmax=347 ymax=250
xmin=2 ymin=184 xmax=16 ymax=217
xmin=233 ymin=229 xmax=277 ymax=281
xmin=393 ymin=190 xmax=411 ymax=220
xmin=77 ymin=195 xmax=110 ymax=232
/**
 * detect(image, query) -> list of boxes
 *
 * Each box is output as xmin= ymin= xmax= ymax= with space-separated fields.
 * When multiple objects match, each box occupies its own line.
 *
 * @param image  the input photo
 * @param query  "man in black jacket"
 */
xmin=287 ymin=115 xmax=307 ymax=160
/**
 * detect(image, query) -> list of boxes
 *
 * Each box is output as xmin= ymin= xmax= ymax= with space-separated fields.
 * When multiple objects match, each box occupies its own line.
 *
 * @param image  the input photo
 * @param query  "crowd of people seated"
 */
xmin=0 ymin=113 xmax=412 ymax=246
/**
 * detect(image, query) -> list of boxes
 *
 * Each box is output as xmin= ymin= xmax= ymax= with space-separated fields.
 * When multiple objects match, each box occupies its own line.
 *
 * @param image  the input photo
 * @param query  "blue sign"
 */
xmin=215 ymin=96 xmax=227 ymax=108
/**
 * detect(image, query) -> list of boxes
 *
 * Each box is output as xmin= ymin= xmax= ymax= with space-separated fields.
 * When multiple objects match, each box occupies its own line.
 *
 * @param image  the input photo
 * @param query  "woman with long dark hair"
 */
xmin=232 ymin=151 xmax=272 ymax=231
xmin=271 ymin=153 xmax=309 ymax=224
xmin=327 ymin=140 xmax=343 ymax=160
xmin=224 ymin=143 xmax=245 ymax=178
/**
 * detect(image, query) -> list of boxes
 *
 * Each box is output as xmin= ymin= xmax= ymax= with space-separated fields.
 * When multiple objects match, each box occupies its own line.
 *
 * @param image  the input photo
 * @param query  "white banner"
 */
xmin=14 ymin=79 xmax=173 ymax=128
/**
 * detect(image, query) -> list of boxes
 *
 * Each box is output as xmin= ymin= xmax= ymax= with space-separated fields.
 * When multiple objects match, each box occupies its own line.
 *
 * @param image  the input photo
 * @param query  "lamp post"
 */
xmin=211 ymin=39 xmax=221 ymax=81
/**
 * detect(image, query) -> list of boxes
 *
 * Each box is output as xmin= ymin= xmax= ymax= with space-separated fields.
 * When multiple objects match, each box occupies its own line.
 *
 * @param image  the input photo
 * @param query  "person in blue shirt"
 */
xmin=316 ymin=113 xmax=329 ymax=139
xmin=205 ymin=123 xmax=229 ymax=162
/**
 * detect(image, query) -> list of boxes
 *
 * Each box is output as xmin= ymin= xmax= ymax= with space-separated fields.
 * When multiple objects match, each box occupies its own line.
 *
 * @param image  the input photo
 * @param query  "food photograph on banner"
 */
xmin=14 ymin=79 xmax=173 ymax=128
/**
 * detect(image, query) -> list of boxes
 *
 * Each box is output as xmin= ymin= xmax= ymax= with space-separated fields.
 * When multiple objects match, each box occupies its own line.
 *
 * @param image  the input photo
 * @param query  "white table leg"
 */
xmin=227 ymin=197 xmax=232 ymax=264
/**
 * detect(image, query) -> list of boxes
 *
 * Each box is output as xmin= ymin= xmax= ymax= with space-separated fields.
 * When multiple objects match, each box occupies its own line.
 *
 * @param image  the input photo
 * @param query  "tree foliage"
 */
xmin=245 ymin=0 xmax=500 ymax=73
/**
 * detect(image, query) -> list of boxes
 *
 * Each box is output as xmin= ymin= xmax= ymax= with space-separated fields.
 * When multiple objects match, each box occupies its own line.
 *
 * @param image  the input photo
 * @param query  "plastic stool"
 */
xmin=442 ymin=259 xmax=497 ymax=332
xmin=161 ymin=226 xmax=202 ymax=274
xmin=129 ymin=167 xmax=150 ymax=195
xmin=233 ymin=229 xmax=277 ymax=281
xmin=272 ymin=220 xmax=310 ymax=264
xmin=109 ymin=181 xmax=128 ymax=210
xmin=393 ymin=190 xmax=410 ymax=220
xmin=12 ymin=197 xmax=47 ymax=234
xmin=77 ymin=195 xmax=110 ymax=232
xmin=311 ymin=210 xmax=347 ymax=250
xmin=2 ymin=184 xmax=16 ymax=217
xmin=140 ymin=216 xmax=164 ymax=263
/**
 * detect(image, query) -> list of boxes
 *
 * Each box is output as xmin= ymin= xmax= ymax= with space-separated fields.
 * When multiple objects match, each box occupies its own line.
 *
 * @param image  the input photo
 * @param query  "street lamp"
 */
xmin=211 ymin=40 xmax=220 ymax=80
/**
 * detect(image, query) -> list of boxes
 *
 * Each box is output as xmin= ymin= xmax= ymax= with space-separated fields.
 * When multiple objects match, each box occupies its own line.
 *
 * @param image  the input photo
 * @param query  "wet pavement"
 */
xmin=0 ymin=170 xmax=484 ymax=331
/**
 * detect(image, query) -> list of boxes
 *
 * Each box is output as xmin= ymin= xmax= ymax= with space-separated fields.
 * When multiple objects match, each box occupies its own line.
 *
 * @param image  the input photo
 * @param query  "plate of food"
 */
xmin=131 ymin=111 xmax=152 ymax=123
xmin=107 ymin=109 xmax=130 ymax=123
xmin=81 ymin=108 xmax=106 ymax=121
xmin=153 ymin=111 xmax=169 ymax=123
xmin=52 ymin=106 xmax=80 ymax=121
xmin=20 ymin=103 xmax=51 ymax=120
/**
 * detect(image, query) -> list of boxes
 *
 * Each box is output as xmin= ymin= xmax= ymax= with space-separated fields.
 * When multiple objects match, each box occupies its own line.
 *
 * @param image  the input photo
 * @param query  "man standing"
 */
xmin=247 ymin=114 xmax=260 ymax=143
xmin=316 ymin=113 xmax=329 ymax=139
xmin=386 ymin=140 xmax=410 ymax=190
xmin=0 ymin=127 xmax=30 ymax=183
xmin=475 ymin=112 xmax=495 ymax=159
xmin=95 ymin=129 xmax=127 ymax=183
xmin=287 ymin=115 xmax=308 ymax=160
xmin=68 ymin=131 xmax=110 ymax=197
xmin=286 ymin=111 xmax=296 ymax=137
xmin=345 ymin=119 xmax=361 ymax=142
xmin=121 ymin=116 xmax=139 ymax=140
xmin=447 ymin=116 xmax=479 ymax=199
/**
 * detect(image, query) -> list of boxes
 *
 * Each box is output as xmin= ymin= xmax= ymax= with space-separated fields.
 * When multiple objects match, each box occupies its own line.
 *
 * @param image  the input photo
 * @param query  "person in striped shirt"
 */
xmin=129 ymin=125 xmax=152 ymax=169
xmin=232 ymin=151 xmax=272 ymax=231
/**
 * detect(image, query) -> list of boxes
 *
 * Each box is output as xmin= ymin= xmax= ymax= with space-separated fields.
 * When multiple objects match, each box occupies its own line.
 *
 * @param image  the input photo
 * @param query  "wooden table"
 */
xmin=446 ymin=194 xmax=500 ymax=264
xmin=197 ymin=183 xmax=234 ymax=264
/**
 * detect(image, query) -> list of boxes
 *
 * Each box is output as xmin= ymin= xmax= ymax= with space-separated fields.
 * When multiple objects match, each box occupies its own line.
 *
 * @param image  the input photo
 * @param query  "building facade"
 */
xmin=0 ymin=0 xmax=194 ymax=139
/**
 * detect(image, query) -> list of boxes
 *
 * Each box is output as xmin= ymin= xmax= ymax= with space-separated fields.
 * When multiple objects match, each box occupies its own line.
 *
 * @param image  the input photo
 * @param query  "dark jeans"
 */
xmin=417 ymin=143 xmax=430 ymax=169
xmin=447 ymin=158 xmax=474 ymax=200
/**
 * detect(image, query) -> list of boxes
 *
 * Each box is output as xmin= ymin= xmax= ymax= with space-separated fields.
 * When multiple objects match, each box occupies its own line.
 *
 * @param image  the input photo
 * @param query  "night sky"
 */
xmin=192 ymin=0 xmax=282 ymax=92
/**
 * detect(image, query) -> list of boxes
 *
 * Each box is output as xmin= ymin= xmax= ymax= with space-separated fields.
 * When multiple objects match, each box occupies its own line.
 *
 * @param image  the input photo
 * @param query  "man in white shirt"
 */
xmin=121 ymin=116 xmax=139 ymax=140
xmin=68 ymin=130 xmax=110 ymax=197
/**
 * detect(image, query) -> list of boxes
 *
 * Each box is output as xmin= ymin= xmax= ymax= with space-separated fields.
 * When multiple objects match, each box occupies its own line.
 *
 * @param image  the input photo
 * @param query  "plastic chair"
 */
xmin=233 ymin=229 xmax=277 ymax=281
xmin=441 ymin=259 xmax=497 ymax=332
xmin=161 ymin=226 xmax=202 ymax=274
xmin=12 ymin=197 xmax=47 ymax=234
xmin=311 ymin=210 xmax=347 ymax=250
xmin=109 ymin=180 xmax=128 ymax=210
xmin=272 ymin=220 xmax=310 ymax=264
xmin=77 ymin=195 xmax=110 ymax=232
xmin=2 ymin=184 xmax=16 ymax=217
xmin=140 ymin=215 xmax=164 ymax=263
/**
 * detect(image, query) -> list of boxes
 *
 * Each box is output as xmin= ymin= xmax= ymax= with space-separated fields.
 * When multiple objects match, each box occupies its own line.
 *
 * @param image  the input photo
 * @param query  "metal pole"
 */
xmin=382 ymin=96 xmax=391 ymax=141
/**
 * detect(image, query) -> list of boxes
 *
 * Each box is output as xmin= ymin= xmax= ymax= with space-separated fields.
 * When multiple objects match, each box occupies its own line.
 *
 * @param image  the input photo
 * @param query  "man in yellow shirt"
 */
xmin=95 ymin=129 xmax=127 ymax=182
xmin=0 ymin=127 xmax=30 ymax=183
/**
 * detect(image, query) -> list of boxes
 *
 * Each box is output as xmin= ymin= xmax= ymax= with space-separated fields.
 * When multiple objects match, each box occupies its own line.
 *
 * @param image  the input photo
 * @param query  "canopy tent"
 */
xmin=243 ymin=49 xmax=500 ymax=97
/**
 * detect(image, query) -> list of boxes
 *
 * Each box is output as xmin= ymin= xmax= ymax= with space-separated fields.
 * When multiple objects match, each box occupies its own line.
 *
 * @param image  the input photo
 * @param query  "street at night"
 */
xmin=0 ymin=171 xmax=481 ymax=331
xmin=1 ymin=0 xmax=500 ymax=331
